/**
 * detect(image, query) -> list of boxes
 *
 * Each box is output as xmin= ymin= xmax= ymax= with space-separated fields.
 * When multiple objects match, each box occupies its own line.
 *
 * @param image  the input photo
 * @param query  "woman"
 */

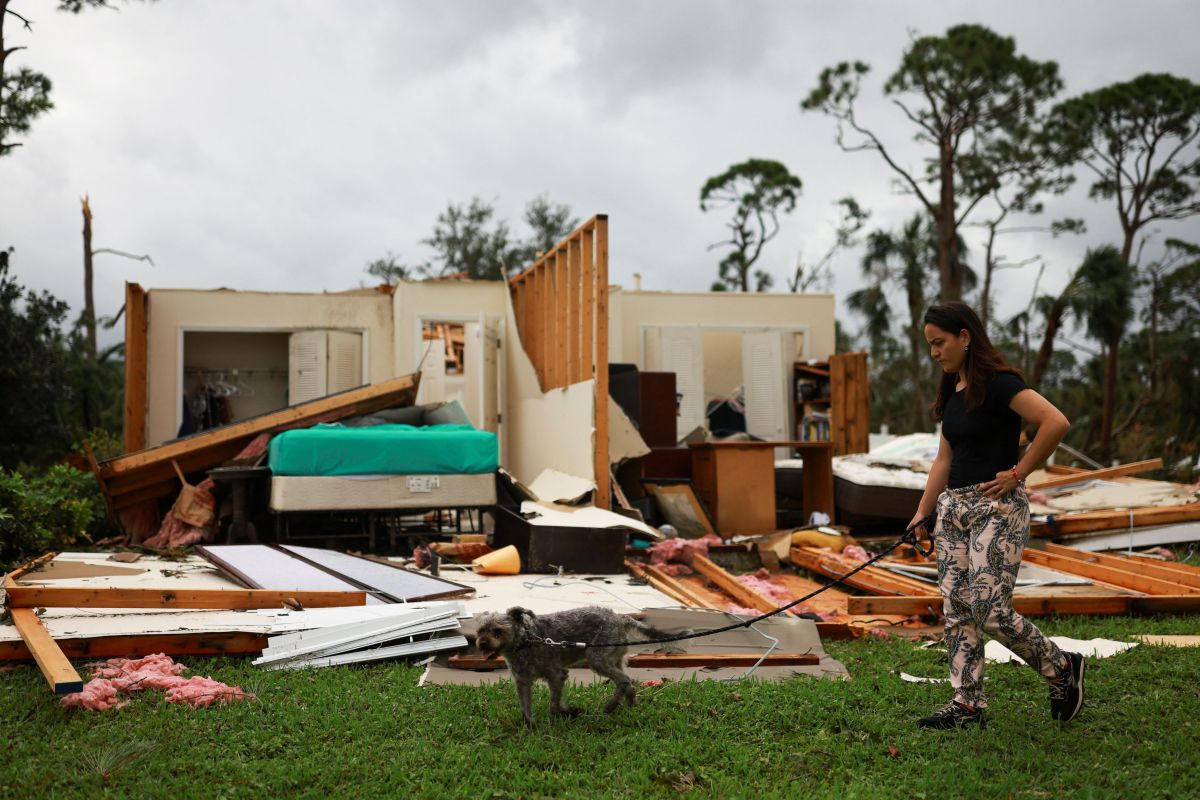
xmin=910 ymin=301 xmax=1084 ymax=729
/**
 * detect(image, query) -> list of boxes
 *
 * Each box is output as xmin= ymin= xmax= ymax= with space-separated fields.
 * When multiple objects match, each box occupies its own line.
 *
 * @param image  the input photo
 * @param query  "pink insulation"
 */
xmin=61 ymin=653 xmax=254 ymax=712
xmin=841 ymin=545 xmax=871 ymax=563
xmin=648 ymin=533 xmax=723 ymax=576
xmin=735 ymin=568 xmax=838 ymax=620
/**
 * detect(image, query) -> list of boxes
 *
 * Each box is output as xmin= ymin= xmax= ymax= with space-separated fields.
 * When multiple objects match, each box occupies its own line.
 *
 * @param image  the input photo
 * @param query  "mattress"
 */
xmin=270 ymin=472 xmax=497 ymax=512
xmin=268 ymin=423 xmax=498 ymax=477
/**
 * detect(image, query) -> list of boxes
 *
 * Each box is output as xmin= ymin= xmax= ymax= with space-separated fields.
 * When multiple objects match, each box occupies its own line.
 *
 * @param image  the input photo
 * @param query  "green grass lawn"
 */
xmin=2 ymin=614 xmax=1197 ymax=799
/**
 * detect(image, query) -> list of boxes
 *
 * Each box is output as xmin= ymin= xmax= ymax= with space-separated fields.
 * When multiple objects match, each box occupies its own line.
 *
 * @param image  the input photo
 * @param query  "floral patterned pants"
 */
xmin=934 ymin=485 xmax=1066 ymax=708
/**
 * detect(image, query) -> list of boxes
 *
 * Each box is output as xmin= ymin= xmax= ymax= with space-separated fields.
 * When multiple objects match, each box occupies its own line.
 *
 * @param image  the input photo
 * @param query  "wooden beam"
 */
xmin=10 ymin=608 xmax=84 ymax=694
xmin=691 ymin=555 xmax=778 ymax=614
xmin=447 ymin=652 xmax=819 ymax=671
xmin=1031 ymin=502 xmax=1200 ymax=536
xmin=4 ymin=551 xmax=58 ymax=583
xmin=1027 ymin=458 xmax=1164 ymax=490
xmin=626 ymin=560 xmax=712 ymax=608
xmin=1044 ymin=464 xmax=1088 ymax=475
xmin=0 ymin=631 xmax=269 ymax=662
xmin=847 ymin=594 xmax=1200 ymax=616
xmin=5 ymin=587 xmax=366 ymax=610
xmin=122 ymin=281 xmax=148 ymax=453
xmin=567 ymin=237 xmax=582 ymax=384
xmin=790 ymin=546 xmax=932 ymax=597
xmin=1045 ymin=543 xmax=1200 ymax=589
xmin=542 ymin=258 xmax=554 ymax=388
xmin=593 ymin=215 xmax=610 ymax=510
xmin=94 ymin=372 xmax=418 ymax=509
xmin=555 ymin=248 xmax=568 ymax=386
xmin=1022 ymin=544 xmax=1200 ymax=594
xmin=581 ymin=227 xmax=595 ymax=382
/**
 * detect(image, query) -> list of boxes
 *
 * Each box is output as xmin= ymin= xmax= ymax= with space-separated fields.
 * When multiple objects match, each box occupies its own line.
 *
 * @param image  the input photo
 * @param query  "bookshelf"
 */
xmin=793 ymin=352 xmax=869 ymax=456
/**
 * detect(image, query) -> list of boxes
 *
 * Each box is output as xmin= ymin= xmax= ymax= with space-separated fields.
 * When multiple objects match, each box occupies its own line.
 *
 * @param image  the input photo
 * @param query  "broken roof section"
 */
xmin=94 ymin=372 xmax=419 ymax=514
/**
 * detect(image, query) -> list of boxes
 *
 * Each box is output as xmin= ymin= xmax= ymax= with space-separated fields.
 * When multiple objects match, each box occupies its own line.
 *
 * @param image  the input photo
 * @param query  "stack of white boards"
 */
xmin=253 ymin=602 xmax=468 ymax=671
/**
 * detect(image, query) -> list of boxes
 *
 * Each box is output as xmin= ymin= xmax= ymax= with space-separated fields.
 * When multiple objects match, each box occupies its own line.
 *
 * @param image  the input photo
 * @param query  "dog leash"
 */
xmin=537 ymin=511 xmax=938 ymax=651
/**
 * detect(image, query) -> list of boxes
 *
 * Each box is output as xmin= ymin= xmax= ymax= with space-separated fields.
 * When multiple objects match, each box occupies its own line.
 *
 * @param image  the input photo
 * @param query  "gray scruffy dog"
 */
xmin=473 ymin=605 xmax=687 ymax=728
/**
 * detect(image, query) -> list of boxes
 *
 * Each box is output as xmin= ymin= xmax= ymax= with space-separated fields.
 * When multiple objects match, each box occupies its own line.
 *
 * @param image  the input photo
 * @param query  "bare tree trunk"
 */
xmin=936 ymin=143 xmax=961 ymax=301
xmin=81 ymin=196 xmax=97 ymax=359
xmin=1030 ymin=300 xmax=1065 ymax=389
xmin=1100 ymin=339 xmax=1119 ymax=461
xmin=906 ymin=277 xmax=926 ymax=431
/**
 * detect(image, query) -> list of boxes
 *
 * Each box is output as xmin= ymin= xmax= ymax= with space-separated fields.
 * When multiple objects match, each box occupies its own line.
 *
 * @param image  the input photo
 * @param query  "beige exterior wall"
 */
xmin=144 ymin=288 xmax=394 ymax=447
xmin=391 ymin=280 xmax=509 ymax=375
xmin=608 ymin=289 xmax=836 ymax=366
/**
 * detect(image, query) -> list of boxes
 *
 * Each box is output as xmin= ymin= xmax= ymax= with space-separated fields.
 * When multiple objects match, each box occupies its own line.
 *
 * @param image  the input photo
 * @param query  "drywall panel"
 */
xmin=145 ymin=288 xmax=393 ymax=447
xmin=502 ymin=287 xmax=595 ymax=483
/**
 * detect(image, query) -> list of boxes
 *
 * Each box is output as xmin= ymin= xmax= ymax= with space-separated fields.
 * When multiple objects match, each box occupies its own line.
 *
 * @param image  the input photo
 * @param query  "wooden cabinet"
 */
xmin=689 ymin=441 xmax=836 ymax=534
xmin=794 ymin=352 xmax=869 ymax=456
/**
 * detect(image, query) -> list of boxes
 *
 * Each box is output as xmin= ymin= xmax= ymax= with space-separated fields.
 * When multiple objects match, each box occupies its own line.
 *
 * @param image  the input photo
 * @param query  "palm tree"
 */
xmin=1074 ymin=246 xmax=1136 ymax=459
xmin=856 ymin=215 xmax=939 ymax=431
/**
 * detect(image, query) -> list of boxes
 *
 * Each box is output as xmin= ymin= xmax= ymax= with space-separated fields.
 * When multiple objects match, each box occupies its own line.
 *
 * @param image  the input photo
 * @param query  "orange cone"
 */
xmin=472 ymin=544 xmax=521 ymax=575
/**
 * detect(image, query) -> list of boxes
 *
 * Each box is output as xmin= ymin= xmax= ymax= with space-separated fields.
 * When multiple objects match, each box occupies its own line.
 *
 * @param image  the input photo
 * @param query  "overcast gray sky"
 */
xmin=4 ymin=0 xmax=1199 ymax=350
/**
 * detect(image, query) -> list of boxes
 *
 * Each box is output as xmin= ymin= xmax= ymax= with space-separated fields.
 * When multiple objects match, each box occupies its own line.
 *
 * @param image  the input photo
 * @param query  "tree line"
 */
xmin=2 ymin=9 xmax=1197 ymax=477
xmin=699 ymin=25 xmax=1199 ymax=475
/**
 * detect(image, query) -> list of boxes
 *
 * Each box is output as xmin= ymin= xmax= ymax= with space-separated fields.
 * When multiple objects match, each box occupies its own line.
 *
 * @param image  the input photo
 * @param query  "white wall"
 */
xmin=501 ymin=288 xmax=596 ymax=484
xmin=144 ymin=288 xmax=393 ymax=446
xmin=608 ymin=289 xmax=836 ymax=367
xmin=391 ymin=280 xmax=508 ymax=375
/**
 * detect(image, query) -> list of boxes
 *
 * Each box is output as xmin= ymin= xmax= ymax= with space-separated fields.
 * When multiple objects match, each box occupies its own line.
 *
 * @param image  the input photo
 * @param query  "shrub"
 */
xmin=0 ymin=464 xmax=106 ymax=570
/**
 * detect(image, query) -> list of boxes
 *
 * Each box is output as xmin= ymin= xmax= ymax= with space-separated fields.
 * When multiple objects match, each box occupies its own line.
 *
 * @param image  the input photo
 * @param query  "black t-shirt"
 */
xmin=942 ymin=372 xmax=1027 ymax=489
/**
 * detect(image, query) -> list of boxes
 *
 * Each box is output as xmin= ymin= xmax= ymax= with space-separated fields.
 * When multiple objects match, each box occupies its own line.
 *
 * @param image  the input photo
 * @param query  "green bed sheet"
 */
xmin=268 ymin=423 xmax=499 ymax=476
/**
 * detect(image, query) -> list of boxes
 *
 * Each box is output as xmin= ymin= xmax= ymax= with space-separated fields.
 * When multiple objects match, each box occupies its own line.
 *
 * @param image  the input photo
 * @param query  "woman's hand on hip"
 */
xmin=981 ymin=469 xmax=1022 ymax=500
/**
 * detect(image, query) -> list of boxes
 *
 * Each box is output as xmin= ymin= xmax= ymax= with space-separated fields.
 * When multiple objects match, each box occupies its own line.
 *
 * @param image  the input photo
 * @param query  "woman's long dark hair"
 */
xmin=923 ymin=301 xmax=1022 ymax=420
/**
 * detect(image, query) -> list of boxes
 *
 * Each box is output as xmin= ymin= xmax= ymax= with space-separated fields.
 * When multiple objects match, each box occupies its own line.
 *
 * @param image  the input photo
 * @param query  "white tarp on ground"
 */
xmin=423 ymin=607 xmax=848 ymax=686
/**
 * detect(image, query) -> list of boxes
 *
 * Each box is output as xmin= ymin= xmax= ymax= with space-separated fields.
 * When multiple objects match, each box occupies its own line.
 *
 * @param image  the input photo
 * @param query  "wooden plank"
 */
xmin=1124 ymin=554 xmax=1200 ymax=579
xmin=1031 ymin=502 xmax=1200 ymax=536
xmin=626 ymin=560 xmax=712 ymax=608
xmin=0 ymin=631 xmax=269 ymax=661
xmin=10 ymin=608 xmax=84 ymax=694
xmin=5 ymin=587 xmax=366 ymax=609
xmin=123 ymin=281 xmax=148 ymax=453
xmin=581 ymin=227 xmax=595 ymax=381
xmin=555 ymin=249 xmax=569 ymax=386
xmin=1027 ymin=458 xmax=1164 ymax=490
xmin=1035 ymin=545 xmax=1200 ymax=594
xmin=447 ymin=652 xmax=820 ymax=671
xmin=691 ymin=555 xmax=778 ymax=614
xmin=95 ymin=373 xmax=418 ymax=510
xmin=790 ymin=546 xmax=931 ymax=597
xmin=568 ymin=237 xmax=582 ymax=384
xmin=530 ymin=268 xmax=543 ymax=388
xmin=847 ymin=594 xmax=1143 ymax=617
xmin=593 ymin=215 xmax=610 ymax=509
xmin=1047 ymin=543 xmax=1200 ymax=589
xmin=1044 ymin=464 xmax=1088 ymax=475
xmin=830 ymin=354 xmax=848 ymax=455
xmin=543 ymin=259 xmax=554 ymax=388
xmin=4 ymin=551 xmax=59 ymax=583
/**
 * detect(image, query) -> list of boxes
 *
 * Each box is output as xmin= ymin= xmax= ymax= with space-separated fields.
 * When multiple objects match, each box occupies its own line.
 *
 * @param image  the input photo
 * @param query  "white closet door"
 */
xmin=481 ymin=317 xmax=501 ymax=434
xmin=651 ymin=326 xmax=705 ymax=442
xmin=418 ymin=338 xmax=446 ymax=405
xmin=462 ymin=322 xmax=483 ymax=427
xmin=326 ymin=331 xmax=363 ymax=395
xmin=742 ymin=331 xmax=794 ymax=457
xmin=288 ymin=330 xmax=327 ymax=405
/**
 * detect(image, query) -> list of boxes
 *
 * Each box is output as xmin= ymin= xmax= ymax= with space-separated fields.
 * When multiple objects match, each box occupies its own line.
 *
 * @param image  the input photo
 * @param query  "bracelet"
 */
xmin=1010 ymin=467 xmax=1024 ymax=485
